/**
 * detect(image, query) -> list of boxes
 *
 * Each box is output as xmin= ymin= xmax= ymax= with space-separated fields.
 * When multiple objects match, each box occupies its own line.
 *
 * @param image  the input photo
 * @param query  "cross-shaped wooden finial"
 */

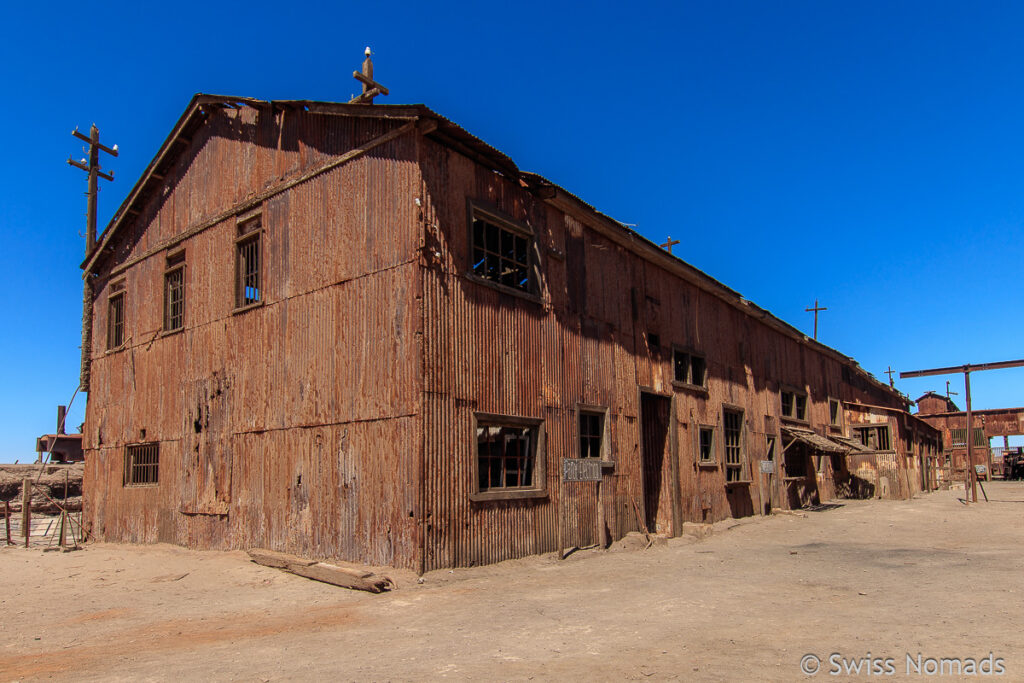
xmin=659 ymin=237 xmax=680 ymax=254
xmin=885 ymin=366 xmax=896 ymax=387
xmin=804 ymin=299 xmax=827 ymax=340
xmin=349 ymin=47 xmax=390 ymax=104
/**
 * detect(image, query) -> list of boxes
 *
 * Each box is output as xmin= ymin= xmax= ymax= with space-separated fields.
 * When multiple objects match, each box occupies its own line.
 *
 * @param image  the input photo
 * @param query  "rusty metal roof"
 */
xmin=781 ymin=426 xmax=851 ymax=454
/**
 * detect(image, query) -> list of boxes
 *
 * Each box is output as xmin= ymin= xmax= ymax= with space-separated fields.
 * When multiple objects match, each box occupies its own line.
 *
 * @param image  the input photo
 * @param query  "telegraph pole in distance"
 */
xmin=68 ymin=124 xmax=117 ymax=391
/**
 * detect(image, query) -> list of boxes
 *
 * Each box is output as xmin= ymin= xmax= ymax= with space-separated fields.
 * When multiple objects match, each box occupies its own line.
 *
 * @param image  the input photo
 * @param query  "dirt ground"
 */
xmin=2 ymin=482 xmax=1022 ymax=682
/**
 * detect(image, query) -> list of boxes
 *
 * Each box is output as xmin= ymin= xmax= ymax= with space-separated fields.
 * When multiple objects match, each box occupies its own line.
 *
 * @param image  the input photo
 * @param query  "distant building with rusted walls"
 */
xmin=914 ymin=392 xmax=1024 ymax=480
xmin=80 ymin=94 xmax=939 ymax=571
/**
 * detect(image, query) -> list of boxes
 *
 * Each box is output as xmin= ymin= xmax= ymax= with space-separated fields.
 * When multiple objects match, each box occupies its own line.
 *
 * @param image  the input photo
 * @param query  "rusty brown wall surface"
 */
xmin=83 ymin=108 xmax=425 ymax=568
xmin=416 ymin=135 xmax=924 ymax=570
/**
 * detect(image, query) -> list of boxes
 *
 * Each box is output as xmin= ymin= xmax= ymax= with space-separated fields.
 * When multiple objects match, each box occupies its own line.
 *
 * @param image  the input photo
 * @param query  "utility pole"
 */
xmin=901 ymin=358 xmax=1024 ymax=503
xmin=885 ymin=366 xmax=896 ymax=387
xmin=68 ymin=124 xmax=117 ymax=391
xmin=805 ymin=299 xmax=827 ymax=340
xmin=945 ymin=380 xmax=959 ymax=402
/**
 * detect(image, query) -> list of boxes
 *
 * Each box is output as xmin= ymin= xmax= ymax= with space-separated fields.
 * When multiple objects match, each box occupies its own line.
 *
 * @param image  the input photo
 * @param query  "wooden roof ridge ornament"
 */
xmin=349 ymin=47 xmax=390 ymax=104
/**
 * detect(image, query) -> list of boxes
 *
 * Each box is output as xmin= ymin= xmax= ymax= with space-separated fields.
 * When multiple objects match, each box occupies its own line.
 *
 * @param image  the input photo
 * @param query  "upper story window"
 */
xmin=123 ymin=442 xmax=159 ymax=486
xmin=828 ymin=398 xmax=842 ymax=428
xmin=164 ymin=251 xmax=185 ymax=332
xmin=853 ymin=425 xmax=892 ymax=451
xmin=107 ymin=279 xmax=126 ymax=350
xmin=236 ymin=215 xmax=262 ymax=309
xmin=673 ymin=348 xmax=707 ymax=388
xmin=780 ymin=388 xmax=808 ymax=421
xmin=698 ymin=426 xmax=715 ymax=464
xmin=470 ymin=206 xmax=535 ymax=294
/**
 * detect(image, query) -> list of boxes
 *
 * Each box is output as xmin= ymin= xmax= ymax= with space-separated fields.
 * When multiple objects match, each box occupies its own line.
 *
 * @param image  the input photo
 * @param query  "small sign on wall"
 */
xmin=974 ymin=464 xmax=987 ymax=476
xmin=759 ymin=460 xmax=776 ymax=474
xmin=563 ymin=459 xmax=603 ymax=482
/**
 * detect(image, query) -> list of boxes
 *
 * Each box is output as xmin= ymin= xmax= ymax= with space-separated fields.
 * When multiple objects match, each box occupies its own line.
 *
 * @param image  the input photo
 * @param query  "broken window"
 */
xmin=698 ymin=426 xmax=715 ymax=463
xmin=107 ymin=280 xmax=125 ymax=350
xmin=236 ymin=215 xmax=262 ymax=308
xmin=673 ymin=349 xmax=708 ymax=388
xmin=829 ymin=398 xmax=842 ymax=427
xmin=476 ymin=416 xmax=542 ymax=493
xmin=578 ymin=410 xmax=604 ymax=459
xmin=124 ymin=442 xmax=159 ymax=486
xmin=164 ymin=251 xmax=185 ymax=332
xmin=470 ymin=209 xmax=533 ymax=293
xmin=853 ymin=425 xmax=892 ymax=451
xmin=766 ymin=435 xmax=777 ymax=462
xmin=780 ymin=389 xmax=807 ymax=421
xmin=723 ymin=408 xmax=745 ymax=482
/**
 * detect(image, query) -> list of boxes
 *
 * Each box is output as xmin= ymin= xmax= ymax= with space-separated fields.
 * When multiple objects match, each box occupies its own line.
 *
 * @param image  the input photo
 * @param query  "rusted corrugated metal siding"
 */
xmin=84 ymin=107 xmax=425 ymax=568
xmin=84 ymin=101 xmax=940 ymax=573
xmin=415 ymin=131 xmax=925 ymax=570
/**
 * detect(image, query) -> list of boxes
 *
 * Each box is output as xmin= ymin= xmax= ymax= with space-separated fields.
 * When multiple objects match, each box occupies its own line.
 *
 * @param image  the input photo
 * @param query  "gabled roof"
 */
xmin=84 ymin=94 xmax=908 ymax=407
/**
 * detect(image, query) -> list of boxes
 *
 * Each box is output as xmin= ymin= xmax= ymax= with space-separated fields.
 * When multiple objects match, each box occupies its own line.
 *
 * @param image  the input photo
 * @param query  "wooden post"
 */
xmin=4 ymin=500 xmax=10 ymax=545
xmin=59 ymin=511 xmax=67 ymax=547
xmin=595 ymin=478 xmax=605 ymax=549
xmin=557 ymin=465 xmax=565 ymax=560
xmin=21 ymin=478 xmax=31 ymax=548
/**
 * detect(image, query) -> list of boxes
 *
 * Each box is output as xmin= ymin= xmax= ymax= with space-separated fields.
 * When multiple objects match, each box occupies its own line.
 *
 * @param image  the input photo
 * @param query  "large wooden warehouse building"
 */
xmin=80 ymin=94 xmax=940 ymax=572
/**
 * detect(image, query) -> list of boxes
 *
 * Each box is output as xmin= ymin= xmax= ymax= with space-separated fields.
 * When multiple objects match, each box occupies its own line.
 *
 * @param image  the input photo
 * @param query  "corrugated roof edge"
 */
xmin=79 ymin=93 xmax=906 ymax=407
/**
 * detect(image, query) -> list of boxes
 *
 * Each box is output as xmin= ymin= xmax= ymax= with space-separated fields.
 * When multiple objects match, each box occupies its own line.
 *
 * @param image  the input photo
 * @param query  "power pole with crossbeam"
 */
xmin=68 ymin=124 xmax=118 ymax=391
xmin=885 ymin=366 xmax=896 ymax=387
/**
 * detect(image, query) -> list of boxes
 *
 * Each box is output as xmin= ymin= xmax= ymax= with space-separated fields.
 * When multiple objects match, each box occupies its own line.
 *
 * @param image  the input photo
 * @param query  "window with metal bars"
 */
xmin=470 ymin=210 xmax=533 ymax=293
xmin=476 ymin=420 xmax=539 ymax=492
xmin=950 ymin=427 xmax=986 ymax=448
xmin=107 ymin=286 xmax=125 ymax=350
xmin=124 ymin=442 xmax=159 ymax=486
xmin=236 ymin=216 xmax=262 ymax=308
xmin=578 ymin=410 xmax=604 ymax=459
xmin=164 ymin=256 xmax=185 ymax=332
xmin=723 ymin=408 xmax=744 ymax=481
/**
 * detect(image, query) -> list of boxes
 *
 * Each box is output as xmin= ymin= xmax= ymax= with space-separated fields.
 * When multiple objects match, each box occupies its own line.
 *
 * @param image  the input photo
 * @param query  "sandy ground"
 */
xmin=2 ymin=482 xmax=1022 ymax=682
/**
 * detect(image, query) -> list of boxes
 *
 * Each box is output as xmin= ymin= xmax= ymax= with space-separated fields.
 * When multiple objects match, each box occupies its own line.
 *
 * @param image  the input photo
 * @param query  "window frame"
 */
xmin=470 ymin=412 xmax=547 ymax=502
xmin=234 ymin=212 xmax=264 ymax=313
xmin=696 ymin=424 xmax=717 ymax=467
xmin=163 ymin=250 xmax=186 ymax=334
xmin=852 ymin=424 xmax=894 ymax=452
xmin=123 ymin=442 xmax=160 ymax=487
xmin=672 ymin=346 xmax=709 ymax=392
xmin=780 ymin=385 xmax=809 ymax=423
xmin=465 ymin=201 xmax=541 ymax=303
xmin=575 ymin=403 xmax=612 ymax=464
xmin=722 ymin=406 xmax=748 ymax=483
xmin=106 ymin=279 xmax=126 ymax=352
xmin=828 ymin=397 xmax=843 ymax=430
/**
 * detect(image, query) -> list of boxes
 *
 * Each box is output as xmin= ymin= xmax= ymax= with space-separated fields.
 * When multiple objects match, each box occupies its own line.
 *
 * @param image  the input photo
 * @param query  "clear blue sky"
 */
xmin=2 ymin=1 xmax=1023 ymax=462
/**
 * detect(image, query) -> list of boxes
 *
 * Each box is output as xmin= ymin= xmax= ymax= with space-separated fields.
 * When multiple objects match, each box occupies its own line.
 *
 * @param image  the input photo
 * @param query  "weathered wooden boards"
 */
xmin=247 ymin=548 xmax=393 ymax=593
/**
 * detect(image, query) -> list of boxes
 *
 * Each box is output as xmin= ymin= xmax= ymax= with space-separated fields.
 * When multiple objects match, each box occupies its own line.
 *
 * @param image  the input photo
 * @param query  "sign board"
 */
xmin=974 ymin=464 xmax=987 ymax=476
xmin=759 ymin=460 xmax=776 ymax=474
xmin=563 ymin=459 xmax=603 ymax=482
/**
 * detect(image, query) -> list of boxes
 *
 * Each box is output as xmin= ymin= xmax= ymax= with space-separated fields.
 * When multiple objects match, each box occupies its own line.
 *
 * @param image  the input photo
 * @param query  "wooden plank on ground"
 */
xmin=287 ymin=562 xmax=391 ymax=593
xmin=247 ymin=548 xmax=318 ymax=569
